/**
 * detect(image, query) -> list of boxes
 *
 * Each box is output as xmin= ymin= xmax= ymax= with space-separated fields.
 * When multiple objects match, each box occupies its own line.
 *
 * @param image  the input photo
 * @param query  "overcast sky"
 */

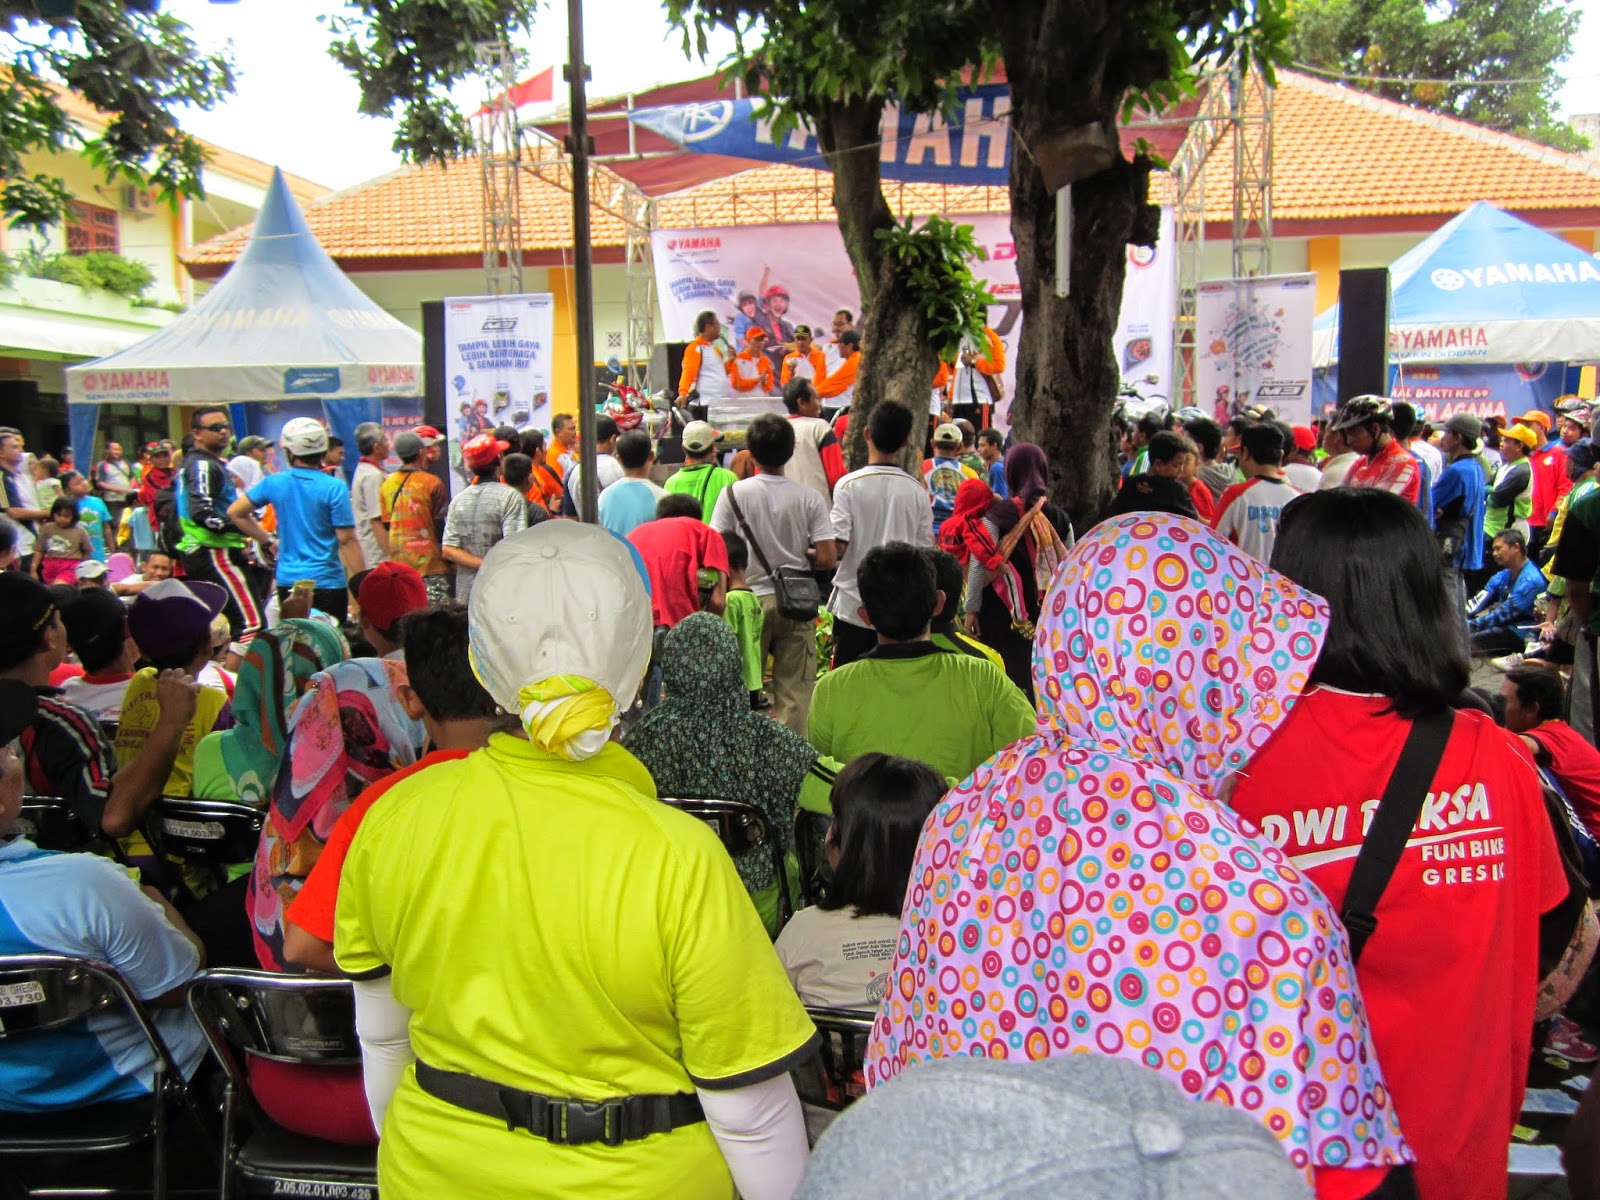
xmin=145 ymin=0 xmax=1600 ymax=192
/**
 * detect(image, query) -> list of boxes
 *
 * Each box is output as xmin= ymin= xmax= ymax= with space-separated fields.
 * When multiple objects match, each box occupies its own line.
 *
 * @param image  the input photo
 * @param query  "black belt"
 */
xmin=413 ymin=1060 xmax=704 ymax=1147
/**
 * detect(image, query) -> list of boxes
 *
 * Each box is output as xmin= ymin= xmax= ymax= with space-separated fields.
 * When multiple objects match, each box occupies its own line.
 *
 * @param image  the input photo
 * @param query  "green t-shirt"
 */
xmin=807 ymin=642 xmax=1036 ymax=782
xmin=664 ymin=462 xmax=739 ymax=523
xmin=723 ymin=588 xmax=764 ymax=692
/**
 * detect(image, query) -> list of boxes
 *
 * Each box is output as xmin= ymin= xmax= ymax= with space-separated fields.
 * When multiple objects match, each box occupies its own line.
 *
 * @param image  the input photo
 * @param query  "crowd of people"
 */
xmin=2 ymin=385 xmax=1600 ymax=1200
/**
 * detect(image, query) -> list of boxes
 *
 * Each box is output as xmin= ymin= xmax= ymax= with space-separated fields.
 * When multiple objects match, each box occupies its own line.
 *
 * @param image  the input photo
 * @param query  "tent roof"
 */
xmin=68 ymin=168 xmax=421 ymax=405
xmin=1313 ymin=201 xmax=1600 ymax=365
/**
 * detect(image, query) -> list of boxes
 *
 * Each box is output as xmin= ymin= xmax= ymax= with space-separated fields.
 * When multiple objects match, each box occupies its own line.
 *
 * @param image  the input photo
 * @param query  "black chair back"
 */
xmin=0 ymin=954 xmax=195 ymax=1191
xmin=15 ymin=797 xmax=86 ymax=853
xmin=187 ymin=970 xmax=361 ymax=1076
xmin=794 ymin=808 xmax=832 ymax=907
xmin=791 ymin=1006 xmax=874 ymax=1112
xmin=661 ymin=796 xmax=793 ymax=928
xmin=150 ymin=798 xmax=264 ymax=867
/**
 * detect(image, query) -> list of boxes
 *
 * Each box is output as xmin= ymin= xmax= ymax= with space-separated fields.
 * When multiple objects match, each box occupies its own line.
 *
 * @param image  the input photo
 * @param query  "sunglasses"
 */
xmin=199 ymin=423 xmax=230 ymax=433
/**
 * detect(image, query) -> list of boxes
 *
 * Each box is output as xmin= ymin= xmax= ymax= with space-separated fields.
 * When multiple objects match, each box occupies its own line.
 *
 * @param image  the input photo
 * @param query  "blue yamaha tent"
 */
xmin=1310 ymin=202 xmax=1600 ymax=415
xmin=1313 ymin=202 xmax=1600 ymax=369
xmin=64 ymin=168 xmax=422 ymax=465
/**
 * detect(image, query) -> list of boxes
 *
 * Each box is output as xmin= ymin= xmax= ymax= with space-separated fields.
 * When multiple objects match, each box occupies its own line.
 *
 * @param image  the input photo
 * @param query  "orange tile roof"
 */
xmin=1186 ymin=71 xmax=1600 ymax=222
xmin=30 ymin=76 xmax=330 ymax=202
xmin=185 ymin=69 xmax=1600 ymax=273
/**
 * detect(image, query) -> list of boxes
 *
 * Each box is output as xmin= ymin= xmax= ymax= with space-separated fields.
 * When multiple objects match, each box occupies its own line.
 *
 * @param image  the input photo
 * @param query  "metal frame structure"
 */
xmin=475 ymin=41 xmax=525 ymax=296
xmin=1170 ymin=58 xmax=1275 ymax=408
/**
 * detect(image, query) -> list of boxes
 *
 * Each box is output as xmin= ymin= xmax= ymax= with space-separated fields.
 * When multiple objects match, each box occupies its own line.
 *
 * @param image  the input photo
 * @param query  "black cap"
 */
xmin=0 ymin=574 xmax=57 ymax=668
xmin=839 ymin=329 xmax=861 ymax=348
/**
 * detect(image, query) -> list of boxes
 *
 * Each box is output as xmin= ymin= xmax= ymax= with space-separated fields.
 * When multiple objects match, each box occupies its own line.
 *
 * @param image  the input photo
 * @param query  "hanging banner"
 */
xmin=631 ymin=87 xmax=1012 ymax=187
xmin=652 ymin=212 xmax=1176 ymax=423
xmin=1196 ymin=274 xmax=1318 ymax=426
xmin=1113 ymin=207 xmax=1177 ymax=409
xmin=442 ymin=293 xmax=556 ymax=487
xmin=1315 ymin=362 xmax=1565 ymax=422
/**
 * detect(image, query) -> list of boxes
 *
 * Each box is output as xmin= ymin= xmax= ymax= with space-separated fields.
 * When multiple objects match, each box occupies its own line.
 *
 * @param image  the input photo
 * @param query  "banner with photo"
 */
xmin=442 ymin=293 xmax=556 ymax=489
xmin=1314 ymin=361 xmax=1566 ymax=423
xmin=652 ymin=210 xmax=1176 ymax=425
xmin=1195 ymin=274 xmax=1319 ymax=426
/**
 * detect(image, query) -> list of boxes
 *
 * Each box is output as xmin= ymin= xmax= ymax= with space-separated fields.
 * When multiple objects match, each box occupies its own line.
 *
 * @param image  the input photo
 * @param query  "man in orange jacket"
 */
xmin=730 ymin=327 xmax=776 ymax=395
xmin=780 ymin=325 xmax=827 ymax=388
xmin=676 ymin=310 xmax=733 ymax=406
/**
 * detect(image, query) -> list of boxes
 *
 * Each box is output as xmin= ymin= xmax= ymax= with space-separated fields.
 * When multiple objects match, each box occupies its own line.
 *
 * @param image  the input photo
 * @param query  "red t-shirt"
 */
xmin=285 ymin=750 xmax=470 ymax=943
xmin=1525 ymin=719 xmax=1600 ymax=841
xmin=1343 ymin=438 xmax=1421 ymax=504
xmin=48 ymin=662 xmax=85 ymax=688
xmin=1230 ymin=688 xmax=1571 ymax=1200
xmin=1529 ymin=443 xmax=1573 ymax=528
xmin=627 ymin=516 xmax=730 ymax=628
xmin=1187 ymin=477 xmax=1216 ymax=524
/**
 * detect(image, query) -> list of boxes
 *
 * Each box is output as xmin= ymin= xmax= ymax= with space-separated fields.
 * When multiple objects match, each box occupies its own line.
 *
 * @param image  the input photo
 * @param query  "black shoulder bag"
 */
xmin=726 ymin=488 xmax=822 ymax=622
xmin=1341 ymin=711 xmax=1454 ymax=963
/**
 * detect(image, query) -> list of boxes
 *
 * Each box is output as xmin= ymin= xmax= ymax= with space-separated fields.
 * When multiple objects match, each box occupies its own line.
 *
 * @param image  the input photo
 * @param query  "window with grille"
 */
xmin=65 ymin=202 xmax=118 ymax=255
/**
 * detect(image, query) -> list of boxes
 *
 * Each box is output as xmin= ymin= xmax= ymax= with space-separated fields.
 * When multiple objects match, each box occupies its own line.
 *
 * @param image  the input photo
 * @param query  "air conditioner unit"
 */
xmin=119 ymin=184 xmax=155 ymax=216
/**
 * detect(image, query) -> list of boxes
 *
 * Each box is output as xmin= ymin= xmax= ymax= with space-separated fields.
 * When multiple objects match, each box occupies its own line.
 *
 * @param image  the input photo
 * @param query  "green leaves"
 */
xmin=0 ymin=0 xmax=234 ymax=229
xmin=874 ymin=215 xmax=994 ymax=360
xmin=320 ymin=0 xmax=539 ymax=165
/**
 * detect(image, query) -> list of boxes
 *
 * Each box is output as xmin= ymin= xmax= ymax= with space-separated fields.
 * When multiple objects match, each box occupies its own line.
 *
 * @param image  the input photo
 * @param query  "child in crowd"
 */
xmin=62 ymin=471 xmax=113 ymax=559
xmin=775 ymin=752 xmax=946 ymax=1009
xmin=499 ymin=452 xmax=550 ymax=528
xmin=720 ymin=529 xmax=765 ymax=708
xmin=36 ymin=498 xmax=93 ymax=585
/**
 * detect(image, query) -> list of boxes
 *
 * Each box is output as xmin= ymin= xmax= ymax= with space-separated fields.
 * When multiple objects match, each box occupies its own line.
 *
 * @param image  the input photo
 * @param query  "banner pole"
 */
xmin=566 ymin=0 xmax=598 ymax=522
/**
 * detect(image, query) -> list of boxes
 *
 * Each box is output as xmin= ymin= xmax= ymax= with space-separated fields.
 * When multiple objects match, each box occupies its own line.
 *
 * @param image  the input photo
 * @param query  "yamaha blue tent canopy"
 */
xmin=64 ymin=168 xmax=421 ymax=463
xmin=1312 ymin=201 xmax=1600 ymax=368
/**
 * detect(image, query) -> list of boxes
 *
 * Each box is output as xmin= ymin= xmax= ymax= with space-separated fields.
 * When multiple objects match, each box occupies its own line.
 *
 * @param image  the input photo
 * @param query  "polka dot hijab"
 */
xmin=866 ymin=514 xmax=1412 ymax=1184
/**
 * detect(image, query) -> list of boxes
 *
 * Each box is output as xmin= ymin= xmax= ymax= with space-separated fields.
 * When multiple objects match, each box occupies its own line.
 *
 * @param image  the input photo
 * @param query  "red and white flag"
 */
xmin=475 ymin=66 xmax=555 ymax=116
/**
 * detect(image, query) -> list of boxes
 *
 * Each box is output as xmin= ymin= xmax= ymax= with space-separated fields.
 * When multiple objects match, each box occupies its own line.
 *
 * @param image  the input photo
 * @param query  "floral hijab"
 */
xmin=865 ymin=513 xmax=1411 ymax=1182
xmin=217 ymin=619 xmax=348 ymax=806
xmin=250 ymin=654 xmax=426 ymax=971
xmin=623 ymin=612 xmax=818 ymax=892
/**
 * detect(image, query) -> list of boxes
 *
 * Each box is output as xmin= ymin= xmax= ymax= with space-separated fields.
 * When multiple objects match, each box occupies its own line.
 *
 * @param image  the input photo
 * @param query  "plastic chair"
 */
xmin=149 ymin=798 xmax=265 ymax=869
xmin=793 ymin=808 xmax=833 ymax=908
xmin=187 ymin=970 xmax=377 ymax=1200
xmin=661 ymin=796 xmax=793 ymax=929
xmin=0 ymin=953 xmax=199 ymax=1199
xmin=790 ymin=1006 xmax=874 ymax=1113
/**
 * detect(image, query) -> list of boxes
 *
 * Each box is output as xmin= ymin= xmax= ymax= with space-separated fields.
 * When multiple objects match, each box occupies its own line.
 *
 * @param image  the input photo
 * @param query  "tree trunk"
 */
xmin=818 ymin=99 xmax=942 ymax=474
xmin=996 ymin=0 xmax=1159 ymax=530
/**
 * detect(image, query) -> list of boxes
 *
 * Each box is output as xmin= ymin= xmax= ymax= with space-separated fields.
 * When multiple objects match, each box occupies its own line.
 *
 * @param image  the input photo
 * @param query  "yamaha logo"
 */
xmin=1432 ymin=268 xmax=1465 ymax=291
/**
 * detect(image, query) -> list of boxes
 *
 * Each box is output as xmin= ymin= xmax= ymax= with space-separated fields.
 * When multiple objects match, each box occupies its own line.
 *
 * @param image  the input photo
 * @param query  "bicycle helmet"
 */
xmin=279 ymin=417 xmax=330 ymax=457
xmin=1327 ymin=394 xmax=1392 ymax=433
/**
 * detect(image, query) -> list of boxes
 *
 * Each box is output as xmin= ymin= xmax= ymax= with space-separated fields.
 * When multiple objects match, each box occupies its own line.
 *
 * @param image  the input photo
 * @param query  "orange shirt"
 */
xmin=816 ymin=354 xmax=859 ymax=401
xmin=729 ymin=349 xmax=774 ymax=393
xmin=781 ymin=348 xmax=827 ymax=387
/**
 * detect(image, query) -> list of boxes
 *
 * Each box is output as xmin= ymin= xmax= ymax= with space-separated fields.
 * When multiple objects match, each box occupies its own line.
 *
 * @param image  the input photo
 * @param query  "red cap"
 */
xmin=351 ymin=562 xmax=428 ymax=634
xmin=462 ymin=433 xmax=511 ymax=470
xmin=763 ymin=285 xmax=790 ymax=300
xmin=1291 ymin=425 xmax=1317 ymax=452
xmin=412 ymin=424 xmax=444 ymax=445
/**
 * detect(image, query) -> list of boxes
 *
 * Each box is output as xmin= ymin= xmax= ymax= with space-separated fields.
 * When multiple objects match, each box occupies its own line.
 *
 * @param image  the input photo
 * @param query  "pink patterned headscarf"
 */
xmin=865 ymin=513 xmax=1411 ymax=1182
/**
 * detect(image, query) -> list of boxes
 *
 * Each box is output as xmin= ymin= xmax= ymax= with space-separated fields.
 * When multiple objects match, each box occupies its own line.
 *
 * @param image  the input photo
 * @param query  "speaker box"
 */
xmin=1337 ymin=269 xmax=1391 ymax=403
xmin=651 ymin=341 xmax=689 ymax=397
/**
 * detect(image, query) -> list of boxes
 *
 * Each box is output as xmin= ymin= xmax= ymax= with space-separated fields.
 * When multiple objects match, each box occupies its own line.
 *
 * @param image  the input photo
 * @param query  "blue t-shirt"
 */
xmin=0 ymin=839 xmax=207 ymax=1111
xmin=597 ymin=479 xmax=662 ymax=539
xmin=247 ymin=467 xmax=355 ymax=589
xmin=76 ymin=496 xmax=113 ymax=559
xmin=986 ymin=460 xmax=1009 ymax=500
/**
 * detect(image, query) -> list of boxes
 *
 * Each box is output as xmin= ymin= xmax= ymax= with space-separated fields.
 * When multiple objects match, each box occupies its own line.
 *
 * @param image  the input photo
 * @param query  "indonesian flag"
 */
xmin=475 ymin=67 xmax=555 ymax=116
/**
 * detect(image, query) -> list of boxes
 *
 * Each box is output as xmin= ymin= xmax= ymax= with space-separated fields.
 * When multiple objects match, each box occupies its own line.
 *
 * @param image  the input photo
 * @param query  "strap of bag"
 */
xmin=1341 ymin=710 xmax=1454 ymax=963
xmin=727 ymin=488 xmax=780 ymax=581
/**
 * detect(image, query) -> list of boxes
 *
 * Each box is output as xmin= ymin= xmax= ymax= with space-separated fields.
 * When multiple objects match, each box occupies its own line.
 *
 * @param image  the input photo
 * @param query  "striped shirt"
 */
xmin=21 ymin=687 xmax=117 ymax=838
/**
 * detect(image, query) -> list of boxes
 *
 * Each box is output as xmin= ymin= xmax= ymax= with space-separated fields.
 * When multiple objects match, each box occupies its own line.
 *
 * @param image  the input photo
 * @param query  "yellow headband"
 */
xmin=515 ymin=674 xmax=618 ymax=761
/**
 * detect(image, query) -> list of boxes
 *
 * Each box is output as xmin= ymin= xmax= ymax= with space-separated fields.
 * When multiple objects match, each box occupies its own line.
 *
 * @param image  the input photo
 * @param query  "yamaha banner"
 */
xmin=630 ymin=86 xmax=1012 ymax=186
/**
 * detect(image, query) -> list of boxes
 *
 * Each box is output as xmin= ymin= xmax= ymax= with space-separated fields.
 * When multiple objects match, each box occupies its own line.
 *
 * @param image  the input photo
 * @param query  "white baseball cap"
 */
xmin=468 ymin=522 xmax=652 ymax=760
xmin=279 ymin=417 xmax=330 ymax=457
xmin=682 ymin=421 xmax=722 ymax=453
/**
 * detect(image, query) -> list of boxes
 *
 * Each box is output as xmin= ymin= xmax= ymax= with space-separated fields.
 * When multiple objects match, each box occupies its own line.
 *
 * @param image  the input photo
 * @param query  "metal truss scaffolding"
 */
xmin=475 ymin=41 xmax=525 ymax=295
xmin=1170 ymin=57 xmax=1274 ymax=408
